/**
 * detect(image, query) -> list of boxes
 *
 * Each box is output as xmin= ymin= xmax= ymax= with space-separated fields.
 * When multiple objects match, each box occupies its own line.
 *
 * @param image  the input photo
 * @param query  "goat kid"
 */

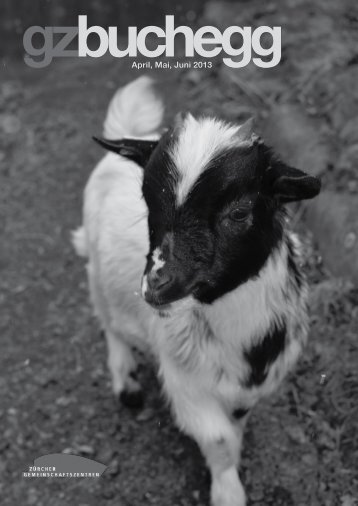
xmin=72 ymin=76 xmax=321 ymax=506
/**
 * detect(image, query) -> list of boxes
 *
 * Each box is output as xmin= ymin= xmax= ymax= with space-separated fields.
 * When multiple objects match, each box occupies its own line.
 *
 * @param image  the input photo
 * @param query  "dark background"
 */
xmin=0 ymin=1 xmax=357 ymax=505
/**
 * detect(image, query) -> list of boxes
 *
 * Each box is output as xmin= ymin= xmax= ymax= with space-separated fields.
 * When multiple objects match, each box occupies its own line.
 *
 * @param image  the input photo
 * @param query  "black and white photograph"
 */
xmin=1 ymin=1 xmax=357 ymax=505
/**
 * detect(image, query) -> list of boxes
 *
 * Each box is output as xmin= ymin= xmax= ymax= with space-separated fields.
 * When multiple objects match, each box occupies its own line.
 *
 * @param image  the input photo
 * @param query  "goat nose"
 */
xmin=147 ymin=270 xmax=172 ymax=292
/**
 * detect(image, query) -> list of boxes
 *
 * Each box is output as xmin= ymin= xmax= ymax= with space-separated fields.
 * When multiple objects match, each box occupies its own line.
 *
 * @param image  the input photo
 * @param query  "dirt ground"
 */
xmin=1 ymin=1 xmax=358 ymax=505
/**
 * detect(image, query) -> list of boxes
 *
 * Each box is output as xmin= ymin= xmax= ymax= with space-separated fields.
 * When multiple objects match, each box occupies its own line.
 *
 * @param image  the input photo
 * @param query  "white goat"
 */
xmin=72 ymin=76 xmax=320 ymax=506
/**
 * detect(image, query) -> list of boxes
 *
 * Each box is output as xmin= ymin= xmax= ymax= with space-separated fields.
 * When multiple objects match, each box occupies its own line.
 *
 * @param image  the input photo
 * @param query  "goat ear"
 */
xmin=238 ymin=117 xmax=255 ymax=142
xmin=92 ymin=136 xmax=158 ymax=167
xmin=237 ymin=117 xmax=261 ymax=147
xmin=266 ymin=161 xmax=321 ymax=203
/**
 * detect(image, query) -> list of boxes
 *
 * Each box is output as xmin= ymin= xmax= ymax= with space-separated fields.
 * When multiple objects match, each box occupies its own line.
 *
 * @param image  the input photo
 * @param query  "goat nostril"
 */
xmin=147 ymin=271 xmax=172 ymax=291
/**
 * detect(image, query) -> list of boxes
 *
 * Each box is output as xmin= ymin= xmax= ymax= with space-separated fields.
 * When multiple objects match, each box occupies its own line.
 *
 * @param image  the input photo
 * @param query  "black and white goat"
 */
xmin=73 ymin=76 xmax=320 ymax=506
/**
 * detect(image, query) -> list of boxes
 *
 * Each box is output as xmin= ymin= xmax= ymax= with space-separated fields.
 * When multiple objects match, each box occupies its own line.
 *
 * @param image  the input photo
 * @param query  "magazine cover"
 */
xmin=1 ymin=1 xmax=357 ymax=505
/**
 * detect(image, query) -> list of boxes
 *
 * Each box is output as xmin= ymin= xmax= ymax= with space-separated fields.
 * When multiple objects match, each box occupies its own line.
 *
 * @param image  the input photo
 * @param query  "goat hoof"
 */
xmin=119 ymin=389 xmax=144 ymax=409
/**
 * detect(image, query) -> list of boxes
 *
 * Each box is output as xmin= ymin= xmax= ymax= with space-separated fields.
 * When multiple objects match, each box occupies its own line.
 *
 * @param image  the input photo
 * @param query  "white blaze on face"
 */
xmin=141 ymin=274 xmax=148 ymax=298
xmin=151 ymin=247 xmax=165 ymax=271
xmin=141 ymin=247 xmax=165 ymax=298
xmin=170 ymin=115 xmax=242 ymax=206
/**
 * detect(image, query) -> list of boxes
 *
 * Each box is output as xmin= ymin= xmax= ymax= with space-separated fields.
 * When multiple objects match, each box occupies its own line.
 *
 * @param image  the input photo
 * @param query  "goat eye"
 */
xmin=229 ymin=208 xmax=249 ymax=222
